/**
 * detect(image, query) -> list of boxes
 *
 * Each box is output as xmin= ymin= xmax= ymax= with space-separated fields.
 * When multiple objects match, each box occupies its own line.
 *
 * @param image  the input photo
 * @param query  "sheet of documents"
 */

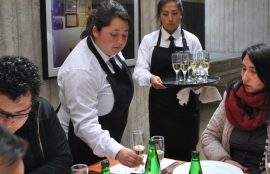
xmin=110 ymin=157 xmax=176 ymax=174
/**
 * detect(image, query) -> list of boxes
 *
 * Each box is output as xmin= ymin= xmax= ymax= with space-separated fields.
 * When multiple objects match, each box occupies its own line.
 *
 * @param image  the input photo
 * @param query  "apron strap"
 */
xmin=86 ymin=37 xmax=113 ymax=74
xmin=156 ymin=29 xmax=162 ymax=46
xmin=180 ymin=27 xmax=189 ymax=50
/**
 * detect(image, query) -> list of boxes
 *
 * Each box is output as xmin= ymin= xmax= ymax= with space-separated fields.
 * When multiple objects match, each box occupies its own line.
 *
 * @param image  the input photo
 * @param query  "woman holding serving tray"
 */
xmin=133 ymin=0 xmax=203 ymax=161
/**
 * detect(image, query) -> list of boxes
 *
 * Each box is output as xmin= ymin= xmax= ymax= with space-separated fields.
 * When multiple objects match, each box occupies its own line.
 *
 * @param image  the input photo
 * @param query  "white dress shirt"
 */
xmin=133 ymin=26 xmax=202 ymax=86
xmin=57 ymin=37 xmax=125 ymax=160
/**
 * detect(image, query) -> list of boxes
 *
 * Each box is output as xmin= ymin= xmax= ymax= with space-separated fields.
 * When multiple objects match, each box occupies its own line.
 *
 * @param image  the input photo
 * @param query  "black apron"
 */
xmin=68 ymin=37 xmax=134 ymax=165
xmin=149 ymin=29 xmax=200 ymax=161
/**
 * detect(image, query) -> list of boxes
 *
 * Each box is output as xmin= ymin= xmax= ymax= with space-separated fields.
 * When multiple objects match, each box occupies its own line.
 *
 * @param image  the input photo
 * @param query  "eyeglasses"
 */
xmin=0 ymin=111 xmax=30 ymax=120
xmin=0 ymin=105 xmax=32 ymax=120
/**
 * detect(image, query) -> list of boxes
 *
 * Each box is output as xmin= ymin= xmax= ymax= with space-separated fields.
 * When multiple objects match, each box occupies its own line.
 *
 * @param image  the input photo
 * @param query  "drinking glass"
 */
xmin=196 ymin=51 xmax=204 ymax=82
xmin=179 ymin=53 xmax=189 ymax=82
xmin=131 ymin=130 xmax=145 ymax=173
xmin=172 ymin=52 xmax=181 ymax=82
xmin=187 ymin=51 xmax=197 ymax=82
xmin=132 ymin=130 xmax=145 ymax=156
xmin=190 ymin=51 xmax=199 ymax=82
xmin=71 ymin=164 xmax=88 ymax=174
xmin=265 ymin=147 xmax=270 ymax=174
xmin=150 ymin=135 xmax=165 ymax=162
xmin=197 ymin=51 xmax=210 ymax=82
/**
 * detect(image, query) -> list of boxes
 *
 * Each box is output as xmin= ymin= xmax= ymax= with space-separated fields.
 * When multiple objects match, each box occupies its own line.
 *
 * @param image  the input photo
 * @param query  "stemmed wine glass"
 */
xmin=172 ymin=52 xmax=181 ymax=83
xmin=131 ymin=130 xmax=145 ymax=173
xmin=186 ymin=51 xmax=196 ymax=83
xmin=197 ymin=51 xmax=210 ymax=82
xmin=190 ymin=51 xmax=199 ymax=82
xmin=179 ymin=53 xmax=189 ymax=82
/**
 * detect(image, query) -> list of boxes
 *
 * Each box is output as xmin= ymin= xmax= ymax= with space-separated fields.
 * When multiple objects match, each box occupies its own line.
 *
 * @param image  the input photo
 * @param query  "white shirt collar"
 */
xmin=161 ymin=25 xmax=182 ymax=40
xmin=90 ymin=37 xmax=111 ymax=63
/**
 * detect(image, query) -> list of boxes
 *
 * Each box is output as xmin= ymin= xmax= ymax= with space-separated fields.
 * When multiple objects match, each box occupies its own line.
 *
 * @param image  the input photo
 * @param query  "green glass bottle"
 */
xmin=145 ymin=140 xmax=161 ymax=174
xmin=101 ymin=159 xmax=110 ymax=174
xmin=189 ymin=151 xmax=203 ymax=174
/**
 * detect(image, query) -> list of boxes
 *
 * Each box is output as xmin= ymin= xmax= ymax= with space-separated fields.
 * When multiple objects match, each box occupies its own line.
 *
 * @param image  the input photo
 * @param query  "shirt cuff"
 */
xmin=107 ymin=140 xmax=124 ymax=160
xmin=140 ymin=74 xmax=153 ymax=86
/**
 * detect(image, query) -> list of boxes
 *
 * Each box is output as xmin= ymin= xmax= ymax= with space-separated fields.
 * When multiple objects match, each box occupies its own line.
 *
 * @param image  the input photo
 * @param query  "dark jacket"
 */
xmin=15 ymin=97 xmax=73 ymax=174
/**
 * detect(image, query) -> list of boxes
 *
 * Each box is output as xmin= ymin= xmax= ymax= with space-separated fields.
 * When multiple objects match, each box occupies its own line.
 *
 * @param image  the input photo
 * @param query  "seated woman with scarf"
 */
xmin=201 ymin=43 xmax=270 ymax=174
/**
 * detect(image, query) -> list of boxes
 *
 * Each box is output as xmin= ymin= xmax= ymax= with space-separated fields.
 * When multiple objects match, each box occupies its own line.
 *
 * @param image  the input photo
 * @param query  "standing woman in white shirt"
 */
xmin=57 ymin=0 xmax=143 ymax=167
xmin=133 ymin=0 xmax=202 ymax=161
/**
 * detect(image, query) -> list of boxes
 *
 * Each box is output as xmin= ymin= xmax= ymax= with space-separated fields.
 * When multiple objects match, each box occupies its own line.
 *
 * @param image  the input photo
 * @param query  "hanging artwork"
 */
xmin=40 ymin=0 xmax=140 ymax=79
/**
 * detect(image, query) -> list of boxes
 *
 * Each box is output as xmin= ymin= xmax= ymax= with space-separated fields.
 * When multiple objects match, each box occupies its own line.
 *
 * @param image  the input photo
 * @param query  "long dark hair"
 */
xmin=80 ymin=0 xmax=132 ymax=39
xmin=242 ymin=43 xmax=270 ymax=119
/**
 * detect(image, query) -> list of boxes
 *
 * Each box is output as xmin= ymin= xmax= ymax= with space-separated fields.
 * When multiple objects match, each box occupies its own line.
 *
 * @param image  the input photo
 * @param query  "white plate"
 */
xmin=173 ymin=160 xmax=243 ymax=174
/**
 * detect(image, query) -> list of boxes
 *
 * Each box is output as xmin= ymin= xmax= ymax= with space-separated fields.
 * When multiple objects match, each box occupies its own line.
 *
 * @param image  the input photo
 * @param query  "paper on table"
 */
xmin=110 ymin=158 xmax=176 ymax=174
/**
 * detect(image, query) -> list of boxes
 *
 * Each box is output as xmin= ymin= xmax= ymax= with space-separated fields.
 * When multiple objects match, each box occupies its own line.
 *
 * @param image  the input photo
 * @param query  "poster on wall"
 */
xmin=40 ymin=0 xmax=140 ymax=79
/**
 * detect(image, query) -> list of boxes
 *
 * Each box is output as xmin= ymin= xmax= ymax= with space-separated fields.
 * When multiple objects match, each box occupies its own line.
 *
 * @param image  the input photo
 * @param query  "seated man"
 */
xmin=0 ymin=55 xmax=73 ymax=173
xmin=0 ymin=125 xmax=27 ymax=174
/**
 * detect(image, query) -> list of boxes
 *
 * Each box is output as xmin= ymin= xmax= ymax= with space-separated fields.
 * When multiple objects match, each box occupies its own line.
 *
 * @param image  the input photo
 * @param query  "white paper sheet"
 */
xmin=110 ymin=157 xmax=176 ymax=174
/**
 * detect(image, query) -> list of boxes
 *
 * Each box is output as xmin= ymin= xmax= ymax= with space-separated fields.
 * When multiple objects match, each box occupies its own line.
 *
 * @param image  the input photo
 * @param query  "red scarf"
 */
xmin=225 ymin=85 xmax=266 ymax=131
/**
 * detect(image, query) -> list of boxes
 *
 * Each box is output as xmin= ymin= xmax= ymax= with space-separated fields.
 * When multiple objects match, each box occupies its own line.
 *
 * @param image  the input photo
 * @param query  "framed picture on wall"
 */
xmin=65 ymin=13 xmax=78 ymax=28
xmin=65 ymin=0 xmax=77 ymax=12
xmin=40 ymin=0 xmax=140 ymax=79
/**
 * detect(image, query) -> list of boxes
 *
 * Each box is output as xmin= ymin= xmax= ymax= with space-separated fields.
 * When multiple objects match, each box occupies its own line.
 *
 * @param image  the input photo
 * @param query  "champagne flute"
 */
xmin=266 ymin=147 xmax=270 ymax=174
xmin=187 ymin=51 xmax=197 ymax=82
xmin=190 ymin=51 xmax=200 ymax=82
xmin=131 ymin=130 xmax=145 ymax=173
xmin=132 ymin=130 xmax=145 ymax=156
xmin=201 ymin=51 xmax=210 ymax=82
xmin=196 ymin=51 xmax=204 ymax=82
xmin=179 ymin=53 xmax=189 ymax=82
xmin=197 ymin=51 xmax=210 ymax=82
xmin=71 ymin=164 xmax=88 ymax=174
xmin=172 ymin=52 xmax=181 ymax=83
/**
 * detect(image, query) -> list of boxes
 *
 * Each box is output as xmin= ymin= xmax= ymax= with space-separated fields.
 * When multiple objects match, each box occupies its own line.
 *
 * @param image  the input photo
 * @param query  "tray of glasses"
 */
xmin=162 ymin=75 xmax=220 ymax=88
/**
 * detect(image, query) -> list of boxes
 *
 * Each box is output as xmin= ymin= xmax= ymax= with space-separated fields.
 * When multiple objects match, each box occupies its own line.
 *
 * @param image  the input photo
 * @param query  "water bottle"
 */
xmin=101 ymin=159 xmax=110 ymax=174
xmin=145 ymin=140 xmax=161 ymax=174
xmin=189 ymin=151 xmax=203 ymax=174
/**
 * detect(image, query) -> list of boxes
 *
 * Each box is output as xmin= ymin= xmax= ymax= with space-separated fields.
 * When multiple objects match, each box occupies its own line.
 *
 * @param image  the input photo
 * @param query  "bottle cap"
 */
xmin=191 ymin=150 xmax=199 ymax=157
xmin=101 ymin=159 xmax=110 ymax=167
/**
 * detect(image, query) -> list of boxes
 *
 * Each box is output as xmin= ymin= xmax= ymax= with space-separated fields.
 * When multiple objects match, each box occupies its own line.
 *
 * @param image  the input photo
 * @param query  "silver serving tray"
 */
xmin=162 ymin=75 xmax=220 ymax=88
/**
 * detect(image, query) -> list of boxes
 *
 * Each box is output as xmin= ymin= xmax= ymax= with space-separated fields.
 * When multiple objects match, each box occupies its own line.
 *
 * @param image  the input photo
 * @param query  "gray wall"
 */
xmin=0 ymin=0 xmax=60 ymax=109
xmin=205 ymin=0 xmax=270 ymax=51
xmin=1 ymin=0 xmax=270 ymax=148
